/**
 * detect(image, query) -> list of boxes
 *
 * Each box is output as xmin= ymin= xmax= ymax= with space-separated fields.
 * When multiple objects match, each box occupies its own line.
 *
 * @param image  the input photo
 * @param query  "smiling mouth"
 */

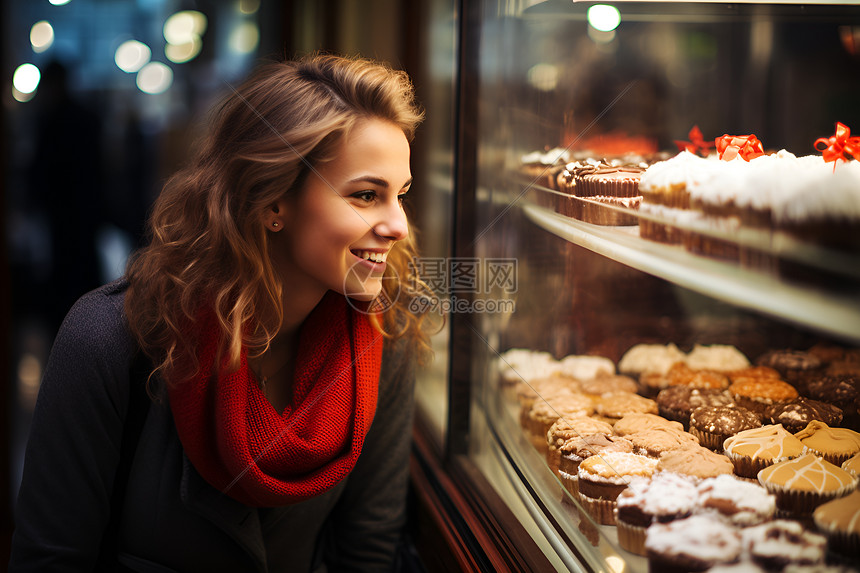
xmin=352 ymin=250 xmax=387 ymax=264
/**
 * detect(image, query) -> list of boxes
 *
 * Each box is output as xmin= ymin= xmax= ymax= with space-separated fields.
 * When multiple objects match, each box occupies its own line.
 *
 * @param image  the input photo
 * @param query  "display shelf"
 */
xmin=521 ymin=202 xmax=860 ymax=344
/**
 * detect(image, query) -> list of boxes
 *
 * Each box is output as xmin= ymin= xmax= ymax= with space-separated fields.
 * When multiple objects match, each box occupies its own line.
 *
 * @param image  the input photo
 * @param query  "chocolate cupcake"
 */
xmin=764 ymin=397 xmax=843 ymax=433
xmin=756 ymin=349 xmax=823 ymax=387
xmin=657 ymin=386 xmax=736 ymax=428
xmin=758 ymin=453 xmax=856 ymax=516
xmin=689 ymin=405 xmax=762 ymax=452
xmin=615 ymin=472 xmax=699 ymax=556
xmin=696 ymin=474 xmax=776 ymax=527
xmin=741 ymin=520 xmax=827 ymax=571
xmin=806 ymin=375 xmax=859 ymax=417
xmin=645 ymin=514 xmax=742 ymax=572
xmin=577 ymin=451 xmax=658 ymax=525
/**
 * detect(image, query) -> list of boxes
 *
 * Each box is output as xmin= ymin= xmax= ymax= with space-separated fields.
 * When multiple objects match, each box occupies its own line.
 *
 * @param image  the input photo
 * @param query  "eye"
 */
xmin=398 ymin=191 xmax=409 ymax=203
xmin=352 ymin=190 xmax=377 ymax=203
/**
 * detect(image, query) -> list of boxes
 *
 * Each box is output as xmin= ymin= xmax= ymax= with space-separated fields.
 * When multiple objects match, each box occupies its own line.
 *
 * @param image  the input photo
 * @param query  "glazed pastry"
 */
xmin=812 ymin=488 xmax=860 ymax=557
xmin=723 ymin=424 xmax=805 ymax=478
xmin=843 ymin=452 xmax=860 ymax=481
xmin=757 ymin=452 xmax=856 ymax=515
xmin=793 ymin=420 xmax=860 ymax=467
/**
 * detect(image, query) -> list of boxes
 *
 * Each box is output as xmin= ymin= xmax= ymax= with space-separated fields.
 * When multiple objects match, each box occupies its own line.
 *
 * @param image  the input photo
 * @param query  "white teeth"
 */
xmin=355 ymin=250 xmax=386 ymax=263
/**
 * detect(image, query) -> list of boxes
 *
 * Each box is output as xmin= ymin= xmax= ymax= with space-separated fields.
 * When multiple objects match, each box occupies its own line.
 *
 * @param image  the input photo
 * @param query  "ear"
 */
xmin=266 ymin=199 xmax=289 ymax=232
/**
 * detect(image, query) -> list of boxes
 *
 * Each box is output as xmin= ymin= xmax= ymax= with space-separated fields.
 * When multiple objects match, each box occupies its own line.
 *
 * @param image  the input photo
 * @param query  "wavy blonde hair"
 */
xmin=125 ymin=53 xmax=435 ymax=385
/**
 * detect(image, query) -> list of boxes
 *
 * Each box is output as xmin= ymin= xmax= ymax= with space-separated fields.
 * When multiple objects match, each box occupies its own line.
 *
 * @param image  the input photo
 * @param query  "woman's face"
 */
xmin=271 ymin=118 xmax=412 ymax=305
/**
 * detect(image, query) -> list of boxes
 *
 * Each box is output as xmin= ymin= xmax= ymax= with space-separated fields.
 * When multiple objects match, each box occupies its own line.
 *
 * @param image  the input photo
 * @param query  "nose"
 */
xmin=373 ymin=197 xmax=409 ymax=242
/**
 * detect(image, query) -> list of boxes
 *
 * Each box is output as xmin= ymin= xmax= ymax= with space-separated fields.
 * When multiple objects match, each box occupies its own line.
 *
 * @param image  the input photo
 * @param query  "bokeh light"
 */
xmin=587 ymin=4 xmax=621 ymax=33
xmin=115 ymin=39 xmax=151 ymax=73
xmin=136 ymin=61 xmax=173 ymax=94
xmin=30 ymin=21 xmax=55 ymax=53
xmin=229 ymin=22 xmax=260 ymax=54
xmin=164 ymin=10 xmax=207 ymax=45
xmin=165 ymin=37 xmax=202 ymax=64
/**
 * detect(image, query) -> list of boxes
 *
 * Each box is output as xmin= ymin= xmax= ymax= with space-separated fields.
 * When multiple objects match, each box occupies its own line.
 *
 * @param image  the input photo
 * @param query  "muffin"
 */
xmin=612 ymin=412 xmax=684 ymax=436
xmin=657 ymin=386 xmax=736 ymax=428
xmin=667 ymin=362 xmax=730 ymax=391
xmin=657 ymin=445 xmax=735 ymax=479
xmin=728 ymin=365 xmax=782 ymax=383
xmin=556 ymin=432 xmax=634 ymax=497
xmin=615 ymin=472 xmax=700 ymax=556
xmin=685 ymin=344 xmax=751 ymax=373
xmin=758 ymin=453 xmax=857 ymax=516
xmin=806 ymin=375 xmax=859 ymax=415
xmin=764 ymin=398 xmax=843 ymax=434
xmin=741 ymin=520 xmax=827 ymax=571
xmin=696 ymin=474 xmax=776 ymax=526
xmin=812 ymin=488 xmax=860 ymax=557
xmin=689 ymin=405 xmax=762 ymax=452
xmin=557 ymin=354 xmax=616 ymax=381
xmin=523 ymin=393 xmax=594 ymax=452
xmin=723 ymin=424 xmax=805 ymax=478
xmin=545 ymin=415 xmax=614 ymax=474
xmin=626 ymin=426 xmax=702 ymax=458
xmin=793 ymin=421 xmax=860 ymax=467
xmin=645 ymin=514 xmax=742 ymax=572
xmin=593 ymin=391 xmax=658 ymax=422
xmin=756 ymin=349 xmax=823 ymax=392
xmin=618 ymin=342 xmax=687 ymax=396
xmin=577 ymin=451 xmax=658 ymax=525
xmin=729 ymin=378 xmax=799 ymax=416
xmin=578 ymin=374 xmax=638 ymax=397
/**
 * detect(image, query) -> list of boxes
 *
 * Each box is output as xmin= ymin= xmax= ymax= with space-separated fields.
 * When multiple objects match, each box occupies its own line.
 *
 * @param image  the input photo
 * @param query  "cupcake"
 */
xmin=756 ymin=349 xmax=823 ymax=392
xmin=572 ymin=164 xmax=644 ymax=226
xmin=723 ymin=424 xmax=805 ymax=478
xmin=843 ymin=453 xmax=860 ymax=481
xmin=812 ymin=488 xmax=860 ymax=557
xmin=793 ymin=421 xmax=860 ymax=467
xmin=764 ymin=398 xmax=843 ymax=434
xmin=758 ymin=453 xmax=857 ymax=516
xmin=696 ymin=474 xmax=776 ymax=526
xmin=593 ymin=391 xmax=658 ymax=422
xmin=741 ymin=520 xmax=827 ymax=571
xmin=806 ymin=375 xmax=859 ymax=415
xmin=615 ymin=472 xmax=699 ymax=556
xmin=556 ymin=354 xmax=616 ymax=381
xmin=728 ymin=365 xmax=782 ymax=383
xmin=645 ymin=514 xmax=742 ymax=572
xmin=657 ymin=445 xmax=735 ymax=479
xmin=577 ymin=451 xmax=658 ymax=525
xmin=626 ymin=426 xmax=702 ymax=458
xmin=729 ymin=378 xmax=799 ymax=416
xmin=556 ymin=432 xmax=634 ymax=497
xmin=578 ymin=374 xmax=638 ymax=397
xmin=689 ymin=405 xmax=762 ymax=452
xmin=686 ymin=344 xmax=751 ymax=373
xmin=523 ymin=393 xmax=594 ymax=452
xmin=657 ymin=386 xmax=735 ymax=428
xmin=545 ymin=415 xmax=614 ymax=474
xmin=618 ymin=343 xmax=687 ymax=396
xmin=612 ymin=412 xmax=684 ymax=436
xmin=668 ymin=362 xmax=730 ymax=391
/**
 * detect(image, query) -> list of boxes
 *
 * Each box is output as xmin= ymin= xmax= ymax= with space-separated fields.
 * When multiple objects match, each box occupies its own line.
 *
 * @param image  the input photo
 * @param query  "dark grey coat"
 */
xmin=9 ymin=280 xmax=416 ymax=572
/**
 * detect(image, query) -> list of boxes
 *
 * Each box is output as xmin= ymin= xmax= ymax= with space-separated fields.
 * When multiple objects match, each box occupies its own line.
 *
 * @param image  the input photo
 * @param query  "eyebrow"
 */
xmin=349 ymin=175 xmax=413 ymax=189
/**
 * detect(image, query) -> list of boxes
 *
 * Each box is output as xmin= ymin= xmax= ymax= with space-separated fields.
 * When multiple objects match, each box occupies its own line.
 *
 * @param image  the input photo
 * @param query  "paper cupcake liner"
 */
xmin=725 ymin=450 xmax=774 ymax=479
xmin=803 ymin=448 xmax=856 ymax=469
xmin=820 ymin=529 xmax=860 ymax=558
xmin=689 ymin=426 xmax=726 ymax=452
xmin=559 ymin=470 xmax=579 ymax=498
xmin=616 ymin=518 xmax=647 ymax=556
xmin=578 ymin=491 xmax=617 ymax=525
xmin=759 ymin=479 xmax=853 ymax=515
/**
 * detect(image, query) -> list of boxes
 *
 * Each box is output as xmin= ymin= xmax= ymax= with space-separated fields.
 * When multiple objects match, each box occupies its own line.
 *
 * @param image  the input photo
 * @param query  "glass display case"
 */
xmin=419 ymin=1 xmax=860 ymax=571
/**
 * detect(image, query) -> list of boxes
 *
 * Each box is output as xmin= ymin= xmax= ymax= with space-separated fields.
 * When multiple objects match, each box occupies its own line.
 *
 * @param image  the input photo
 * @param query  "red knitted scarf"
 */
xmin=168 ymin=291 xmax=383 ymax=507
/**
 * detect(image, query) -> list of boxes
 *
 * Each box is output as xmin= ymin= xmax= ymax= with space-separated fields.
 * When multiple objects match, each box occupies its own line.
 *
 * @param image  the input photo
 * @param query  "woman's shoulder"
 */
xmin=56 ymin=278 xmax=134 ymax=357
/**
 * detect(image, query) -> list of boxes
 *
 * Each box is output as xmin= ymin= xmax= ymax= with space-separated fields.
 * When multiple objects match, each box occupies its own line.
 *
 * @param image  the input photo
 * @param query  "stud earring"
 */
xmin=272 ymin=221 xmax=280 ymax=229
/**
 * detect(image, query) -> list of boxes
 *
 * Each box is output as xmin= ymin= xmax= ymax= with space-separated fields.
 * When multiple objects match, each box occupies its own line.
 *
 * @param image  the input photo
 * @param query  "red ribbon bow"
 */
xmin=815 ymin=122 xmax=860 ymax=165
xmin=715 ymin=134 xmax=764 ymax=162
xmin=674 ymin=125 xmax=714 ymax=157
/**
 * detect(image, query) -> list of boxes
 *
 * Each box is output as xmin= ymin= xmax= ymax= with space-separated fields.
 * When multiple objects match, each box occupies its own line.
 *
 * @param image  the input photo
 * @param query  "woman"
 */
xmin=10 ymin=53 xmax=435 ymax=572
